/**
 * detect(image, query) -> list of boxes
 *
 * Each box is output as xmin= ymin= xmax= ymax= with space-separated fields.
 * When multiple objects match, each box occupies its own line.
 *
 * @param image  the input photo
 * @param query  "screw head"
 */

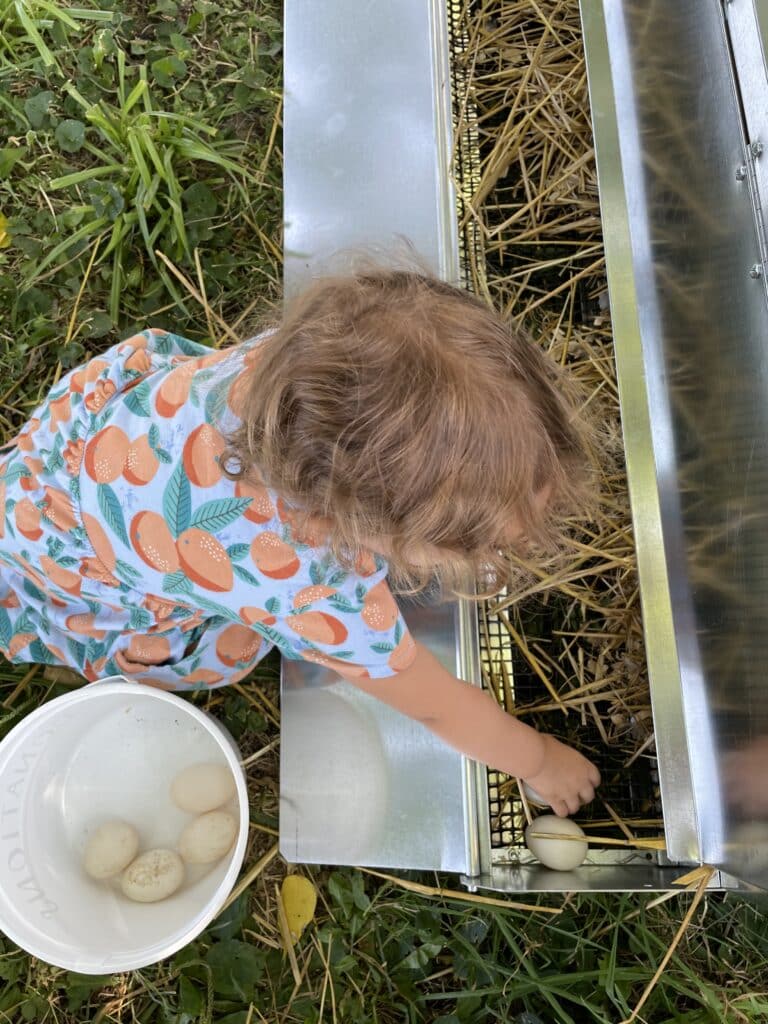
xmin=752 ymin=141 xmax=764 ymax=157
xmin=750 ymin=263 xmax=763 ymax=278
xmin=736 ymin=164 xmax=748 ymax=180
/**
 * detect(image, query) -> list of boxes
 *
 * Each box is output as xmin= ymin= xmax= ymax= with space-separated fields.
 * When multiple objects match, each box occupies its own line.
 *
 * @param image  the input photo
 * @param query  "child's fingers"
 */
xmin=579 ymin=784 xmax=596 ymax=805
xmin=552 ymin=799 xmax=571 ymax=818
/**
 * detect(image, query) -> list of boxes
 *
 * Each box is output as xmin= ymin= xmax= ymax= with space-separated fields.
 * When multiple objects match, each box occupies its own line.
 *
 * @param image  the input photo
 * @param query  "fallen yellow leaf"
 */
xmin=0 ymin=213 xmax=10 ymax=249
xmin=280 ymin=874 xmax=317 ymax=944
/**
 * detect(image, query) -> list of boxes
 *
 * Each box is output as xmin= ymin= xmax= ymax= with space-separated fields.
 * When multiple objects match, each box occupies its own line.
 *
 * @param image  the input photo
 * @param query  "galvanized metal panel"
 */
xmin=281 ymin=601 xmax=479 ymax=872
xmin=281 ymin=0 xmax=482 ymax=874
xmin=463 ymin=864 xmax=742 ymax=895
xmin=582 ymin=0 xmax=768 ymax=888
xmin=283 ymin=0 xmax=458 ymax=289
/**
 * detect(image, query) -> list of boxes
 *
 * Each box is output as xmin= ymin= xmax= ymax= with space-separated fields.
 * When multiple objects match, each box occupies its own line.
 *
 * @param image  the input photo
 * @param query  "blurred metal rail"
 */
xmin=583 ymin=0 xmax=768 ymax=891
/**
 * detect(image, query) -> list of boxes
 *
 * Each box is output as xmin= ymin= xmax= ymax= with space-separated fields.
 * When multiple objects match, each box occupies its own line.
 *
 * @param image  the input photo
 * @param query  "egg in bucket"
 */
xmin=0 ymin=677 xmax=249 ymax=973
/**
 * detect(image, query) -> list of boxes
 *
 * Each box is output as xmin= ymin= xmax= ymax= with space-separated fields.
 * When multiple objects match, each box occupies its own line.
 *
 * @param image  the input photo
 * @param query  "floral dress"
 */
xmin=0 ymin=329 xmax=416 ymax=690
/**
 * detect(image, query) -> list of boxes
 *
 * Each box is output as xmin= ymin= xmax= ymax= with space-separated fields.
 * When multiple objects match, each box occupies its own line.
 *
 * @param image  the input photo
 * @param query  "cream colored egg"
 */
xmin=121 ymin=848 xmax=184 ymax=903
xmin=170 ymin=762 xmax=236 ymax=814
xmin=178 ymin=811 xmax=238 ymax=865
xmin=521 ymin=781 xmax=548 ymax=808
xmin=83 ymin=820 xmax=140 ymax=880
xmin=524 ymin=815 xmax=588 ymax=871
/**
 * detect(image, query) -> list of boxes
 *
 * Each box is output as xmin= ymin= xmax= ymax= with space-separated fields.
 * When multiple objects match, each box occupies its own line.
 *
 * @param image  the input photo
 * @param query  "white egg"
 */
xmin=521 ymin=781 xmax=548 ymax=808
xmin=170 ymin=762 xmax=236 ymax=814
xmin=83 ymin=820 xmax=140 ymax=880
xmin=524 ymin=815 xmax=589 ymax=871
xmin=178 ymin=811 xmax=238 ymax=865
xmin=121 ymin=849 xmax=184 ymax=903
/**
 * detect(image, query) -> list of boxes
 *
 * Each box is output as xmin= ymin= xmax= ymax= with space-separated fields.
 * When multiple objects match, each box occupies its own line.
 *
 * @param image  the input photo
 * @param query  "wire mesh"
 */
xmin=479 ymin=597 xmax=662 ymax=849
xmin=447 ymin=0 xmax=484 ymax=287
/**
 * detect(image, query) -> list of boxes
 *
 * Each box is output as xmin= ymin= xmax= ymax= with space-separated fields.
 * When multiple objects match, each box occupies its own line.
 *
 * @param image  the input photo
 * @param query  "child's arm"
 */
xmin=347 ymin=641 xmax=600 ymax=817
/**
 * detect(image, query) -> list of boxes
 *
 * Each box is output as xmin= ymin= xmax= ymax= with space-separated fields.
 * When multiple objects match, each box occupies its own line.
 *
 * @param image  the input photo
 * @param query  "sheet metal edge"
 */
xmin=579 ymin=0 xmax=700 ymax=862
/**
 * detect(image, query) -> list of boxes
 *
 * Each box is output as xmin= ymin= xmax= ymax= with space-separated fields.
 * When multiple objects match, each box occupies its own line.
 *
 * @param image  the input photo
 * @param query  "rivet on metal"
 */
xmin=736 ymin=164 xmax=747 ymax=180
xmin=750 ymin=264 xmax=763 ymax=279
xmin=751 ymin=141 xmax=764 ymax=158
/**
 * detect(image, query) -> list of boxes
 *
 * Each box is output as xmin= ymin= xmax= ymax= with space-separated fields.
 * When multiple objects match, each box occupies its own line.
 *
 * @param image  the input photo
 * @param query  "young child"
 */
xmin=0 ymin=270 xmax=600 ymax=817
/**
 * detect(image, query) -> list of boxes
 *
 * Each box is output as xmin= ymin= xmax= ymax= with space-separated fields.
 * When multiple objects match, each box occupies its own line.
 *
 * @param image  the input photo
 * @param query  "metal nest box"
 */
xmin=280 ymin=0 xmax=768 ymax=894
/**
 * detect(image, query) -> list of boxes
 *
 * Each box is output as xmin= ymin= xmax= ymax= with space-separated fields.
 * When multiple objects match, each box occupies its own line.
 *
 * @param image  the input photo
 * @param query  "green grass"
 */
xmin=0 ymin=875 xmax=766 ymax=1022
xmin=0 ymin=0 xmax=282 ymax=440
xmin=1 ymin=2 xmax=768 ymax=1022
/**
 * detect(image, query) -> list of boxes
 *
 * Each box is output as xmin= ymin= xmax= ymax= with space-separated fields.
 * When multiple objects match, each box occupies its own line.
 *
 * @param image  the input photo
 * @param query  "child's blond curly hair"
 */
xmin=222 ymin=270 xmax=597 ymax=596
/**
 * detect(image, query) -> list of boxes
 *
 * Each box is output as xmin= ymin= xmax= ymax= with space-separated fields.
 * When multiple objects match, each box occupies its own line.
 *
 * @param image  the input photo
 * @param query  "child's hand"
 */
xmin=522 ymin=735 xmax=601 ymax=817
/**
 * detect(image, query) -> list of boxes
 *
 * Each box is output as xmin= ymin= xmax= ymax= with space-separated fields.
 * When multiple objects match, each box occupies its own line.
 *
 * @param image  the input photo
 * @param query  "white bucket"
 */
xmin=0 ymin=678 xmax=249 ymax=973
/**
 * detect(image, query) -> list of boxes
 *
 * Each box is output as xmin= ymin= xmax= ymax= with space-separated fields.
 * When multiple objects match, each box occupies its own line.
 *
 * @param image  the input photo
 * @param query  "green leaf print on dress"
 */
xmin=191 ymin=498 xmax=251 ymax=532
xmin=97 ymin=483 xmax=130 ymax=547
xmin=163 ymin=461 xmax=192 ymax=537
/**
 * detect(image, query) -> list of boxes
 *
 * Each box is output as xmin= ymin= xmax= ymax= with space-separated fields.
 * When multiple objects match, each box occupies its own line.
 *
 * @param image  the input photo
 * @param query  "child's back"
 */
xmin=0 ymin=327 xmax=410 ymax=687
xmin=0 ymin=269 xmax=600 ymax=814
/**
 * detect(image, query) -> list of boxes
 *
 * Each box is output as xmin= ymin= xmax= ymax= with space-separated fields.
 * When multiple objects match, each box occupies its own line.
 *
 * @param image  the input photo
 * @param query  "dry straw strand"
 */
xmin=154 ymin=248 xmax=241 ymax=343
xmin=621 ymin=867 xmax=716 ymax=1023
xmin=360 ymin=867 xmax=562 ymax=914
xmin=221 ymin=842 xmax=279 ymax=911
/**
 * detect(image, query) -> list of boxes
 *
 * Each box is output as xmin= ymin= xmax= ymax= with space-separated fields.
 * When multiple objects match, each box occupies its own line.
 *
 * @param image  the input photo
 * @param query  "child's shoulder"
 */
xmin=107 ymin=328 xmax=247 ymax=428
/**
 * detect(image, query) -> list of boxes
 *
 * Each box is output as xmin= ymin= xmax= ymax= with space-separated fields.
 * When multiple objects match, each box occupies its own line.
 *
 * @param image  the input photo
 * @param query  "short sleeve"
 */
xmin=254 ymin=560 xmax=417 ymax=681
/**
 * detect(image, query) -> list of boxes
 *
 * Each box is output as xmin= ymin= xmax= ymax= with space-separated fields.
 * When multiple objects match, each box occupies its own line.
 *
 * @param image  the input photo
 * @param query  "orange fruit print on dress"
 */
xmin=292 ymin=584 xmax=337 ymax=609
xmin=39 ymin=555 xmax=82 ymax=597
xmin=155 ymin=361 xmax=196 ymax=417
xmin=250 ymin=532 xmax=300 ymax=579
xmin=84 ymin=379 xmax=116 ymax=413
xmin=215 ymin=624 xmax=263 ymax=666
xmin=130 ymin=511 xmax=180 ymax=573
xmin=14 ymin=498 xmax=42 ymax=541
xmin=235 ymin=479 xmax=275 ymax=523
xmin=116 ymin=634 xmax=172 ymax=669
xmin=123 ymin=434 xmax=160 ymax=485
xmin=15 ymin=418 xmax=41 ymax=450
xmin=65 ymin=613 xmax=106 ymax=639
xmin=41 ymin=486 xmax=78 ymax=533
xmin=183 ymin=424 xmax=225 ymax=488
xmin=388 ymin=632 xmax=416 ymax=672
xmin=84 ymin=426 xmax=130 ymax=483
xmin=49 ymin=393 xmax=71 ymax=430
xmin=288 ymin=611 xmax=348 ymax=646
xmin=176 ymin=528 xmax=233 ymax=592
xmin=361 ymin=580 xmax=399 ymax=632
xmin=82 ymin=512 xmax=117 ymax=571
xmin=239 ymin=606 xmax=277 ymax=626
